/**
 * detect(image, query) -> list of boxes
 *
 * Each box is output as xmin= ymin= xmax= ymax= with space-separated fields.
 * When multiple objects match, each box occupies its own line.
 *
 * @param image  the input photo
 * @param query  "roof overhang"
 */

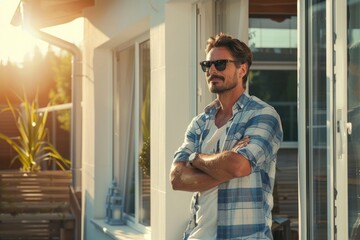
xmin=249 ymin=0 xmax=297 ymax=21
xmin=11 ymin=0 xmax=94 ymax=29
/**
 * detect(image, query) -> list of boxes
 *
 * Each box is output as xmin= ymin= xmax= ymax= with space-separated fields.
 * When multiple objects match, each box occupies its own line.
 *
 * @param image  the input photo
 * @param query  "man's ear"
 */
xmin=238 ymin=63 xmax=247 ymax=79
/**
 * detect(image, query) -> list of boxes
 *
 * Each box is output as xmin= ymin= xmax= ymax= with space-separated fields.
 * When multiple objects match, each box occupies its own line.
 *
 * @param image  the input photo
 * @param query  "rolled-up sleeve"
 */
xmin=236 ymin=107 xmax=283 ymax=168
xmin=173 ymin=117 xmax=202 ymax=162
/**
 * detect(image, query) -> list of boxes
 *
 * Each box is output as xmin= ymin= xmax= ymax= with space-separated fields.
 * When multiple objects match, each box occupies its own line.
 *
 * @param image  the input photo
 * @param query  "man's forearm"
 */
xmin=170 ymin=162 xmax=221 ymax=192
xmin=170 ymin=138 xmax=251 ymax=191
xmin=192 ymin=151 xmax=251 ymax=182
xmin=190 ymin=136 xmax=251 ymax=182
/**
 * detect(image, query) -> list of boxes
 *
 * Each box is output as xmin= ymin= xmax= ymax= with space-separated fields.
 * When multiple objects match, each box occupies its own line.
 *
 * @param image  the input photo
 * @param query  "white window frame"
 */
xmin=334 ymin=0 xmax=350 ymax=238
xmin=112 ymin=32 xmax=151 ymax=234
xmin=196 ymin=0 xmax=216 ymax=114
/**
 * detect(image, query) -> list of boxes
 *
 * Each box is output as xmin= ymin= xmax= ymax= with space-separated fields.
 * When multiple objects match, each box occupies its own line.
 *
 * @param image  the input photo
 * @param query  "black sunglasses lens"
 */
xmin=200 ymin=61 xmax=210 ymax=72
xmin=200 ymin=60 xmax=228 ymax=72
xmin=214 ymin=60 xmax=227 ymax=71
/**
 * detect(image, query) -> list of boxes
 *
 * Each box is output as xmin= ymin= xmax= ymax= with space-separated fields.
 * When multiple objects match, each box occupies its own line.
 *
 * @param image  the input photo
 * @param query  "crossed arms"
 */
xmin=170 ymin=136 xmax=251 ymax=192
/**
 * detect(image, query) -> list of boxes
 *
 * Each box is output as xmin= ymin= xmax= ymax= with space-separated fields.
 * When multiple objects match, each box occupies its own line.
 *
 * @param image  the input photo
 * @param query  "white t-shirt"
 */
xmin=188 ymin=122 xmax=228 ymax=240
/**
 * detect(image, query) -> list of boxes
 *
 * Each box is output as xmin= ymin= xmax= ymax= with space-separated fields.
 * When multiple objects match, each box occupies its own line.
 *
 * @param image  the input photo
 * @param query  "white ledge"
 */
xmin=91 ymin=219 xmax=148 ymax=240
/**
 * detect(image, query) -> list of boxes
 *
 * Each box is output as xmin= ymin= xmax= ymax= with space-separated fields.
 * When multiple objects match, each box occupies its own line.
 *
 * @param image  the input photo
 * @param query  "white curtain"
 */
xmin=114 ymin=46 xmax=135 ymax=215
xmin=215 ymin=0 xmax=248 ymax=42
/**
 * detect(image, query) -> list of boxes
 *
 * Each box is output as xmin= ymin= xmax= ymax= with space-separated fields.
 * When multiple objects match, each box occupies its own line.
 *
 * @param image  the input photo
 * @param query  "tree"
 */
xmin=0 ymin=46 xmax=72 ymax=170
xmin=48 ymin=50 xmax=72 ymax=131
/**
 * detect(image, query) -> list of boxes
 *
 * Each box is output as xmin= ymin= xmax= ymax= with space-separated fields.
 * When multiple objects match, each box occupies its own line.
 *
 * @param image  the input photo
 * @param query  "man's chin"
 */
xmin=210 ymin=87 xmax=223 ymax=94
xmin=209 ymin=83 xmax=220 ymax=92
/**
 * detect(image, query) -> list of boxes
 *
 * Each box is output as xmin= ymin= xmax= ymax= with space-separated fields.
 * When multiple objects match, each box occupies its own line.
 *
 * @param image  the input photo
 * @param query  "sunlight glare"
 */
xmin=0 ymin=0 xmax=83 ymax=64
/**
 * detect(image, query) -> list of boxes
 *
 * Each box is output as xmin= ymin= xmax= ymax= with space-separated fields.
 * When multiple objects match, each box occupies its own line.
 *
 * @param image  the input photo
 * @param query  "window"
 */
xmin=249 ymin=16 xmax=298 ymax=145
xmin=199 ymin=1 xmax=298 ymax=145
xmin=194 ymin=0 xmax=299 ymax=234
xmin=249 ymin=68 xmax=297 ymax=142
xmin=113 ymin=37 xmax=150 ymax=231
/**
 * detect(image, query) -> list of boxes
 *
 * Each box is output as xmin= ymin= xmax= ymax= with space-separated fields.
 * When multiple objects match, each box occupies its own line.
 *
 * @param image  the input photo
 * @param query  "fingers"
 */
xmin=239 ymin=135 xmax=250 ymax=143
xmin=232 ymin=136 xmax=250 ymax=152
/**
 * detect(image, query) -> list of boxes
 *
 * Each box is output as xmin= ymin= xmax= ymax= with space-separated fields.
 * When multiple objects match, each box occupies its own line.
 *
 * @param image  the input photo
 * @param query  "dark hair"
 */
xmin=205 ymin=33 xmax=253 ymax=87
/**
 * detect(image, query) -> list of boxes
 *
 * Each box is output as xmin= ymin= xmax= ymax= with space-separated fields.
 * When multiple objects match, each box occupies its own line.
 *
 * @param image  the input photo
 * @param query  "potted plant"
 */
xmin=0 ymin=94 xmax=70 ymax=172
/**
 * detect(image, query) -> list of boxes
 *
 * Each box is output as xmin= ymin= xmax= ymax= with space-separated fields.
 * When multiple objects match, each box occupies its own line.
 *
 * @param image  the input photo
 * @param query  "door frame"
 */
xmin=334 ymin=0 xmax=350 ymax=238
xmin=298 ymin=0 xmax=342 ymax=239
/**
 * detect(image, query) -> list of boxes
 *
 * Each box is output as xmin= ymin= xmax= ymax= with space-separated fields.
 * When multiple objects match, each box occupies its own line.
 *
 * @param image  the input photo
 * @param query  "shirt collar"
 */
xmin=204 ymin=92 xmax=250 ymax=116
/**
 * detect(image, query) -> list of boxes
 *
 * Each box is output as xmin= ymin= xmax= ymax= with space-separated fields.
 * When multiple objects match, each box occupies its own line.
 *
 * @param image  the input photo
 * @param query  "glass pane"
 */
xmin=347 ymin=0 xmax=360 ymax=238
xmin=125 ymin=164 xmax=135 ymax=217
xmin=249 ymin=70 xmax=297 ymax=142
xmin=307 ymin=0 xmax=328 ymax=238
xmin=249 ymin=17 xmax=297 ymax=62
xmin=138 ymin=39 xmax=151 ymax=226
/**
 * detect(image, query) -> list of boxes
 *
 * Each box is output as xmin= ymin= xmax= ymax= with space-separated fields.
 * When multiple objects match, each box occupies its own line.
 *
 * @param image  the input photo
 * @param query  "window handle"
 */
xmin=338 ymin=121 xmax=352 ymax=160
xmin=337 ymin=120 xmax=345 ymax=159
xmin=346 ymin=122 xmax=352 ymax=135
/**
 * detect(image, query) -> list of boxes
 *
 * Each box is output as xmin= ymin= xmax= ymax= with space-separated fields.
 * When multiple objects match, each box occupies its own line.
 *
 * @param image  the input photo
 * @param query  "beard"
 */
xmin=208 ymin=73 xmax=238 ymax=94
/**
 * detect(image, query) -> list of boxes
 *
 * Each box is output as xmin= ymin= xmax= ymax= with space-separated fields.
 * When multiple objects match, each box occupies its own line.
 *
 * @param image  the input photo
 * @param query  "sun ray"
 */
xmin=0 ymin=0 xmax=83 ymax=64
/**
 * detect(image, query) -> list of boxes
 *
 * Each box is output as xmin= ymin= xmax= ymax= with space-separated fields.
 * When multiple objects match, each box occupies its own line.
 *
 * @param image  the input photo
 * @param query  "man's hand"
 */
xmin=232 ymin=136 xmax=250 ymax=152
xmin=192 ymin=136 xmax=251 ymax=182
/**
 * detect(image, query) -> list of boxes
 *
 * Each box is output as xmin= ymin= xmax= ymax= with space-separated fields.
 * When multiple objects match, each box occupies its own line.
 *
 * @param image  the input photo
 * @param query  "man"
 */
xmin=170 ymin=33 xmax=283 ymax=240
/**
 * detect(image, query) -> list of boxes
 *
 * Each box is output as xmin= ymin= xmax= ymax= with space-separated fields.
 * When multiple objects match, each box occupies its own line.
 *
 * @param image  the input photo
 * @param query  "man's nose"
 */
xmin=208 ymin=63 xmax=218 ymax=74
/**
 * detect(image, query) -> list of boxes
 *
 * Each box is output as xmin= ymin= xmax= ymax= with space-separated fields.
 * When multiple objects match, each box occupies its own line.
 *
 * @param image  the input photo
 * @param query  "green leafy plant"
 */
xmin=0 ymin=94 xmax=70 ymax=172
xmin=49 ymin=50 xmax=72 ymax=131
xmin=139 ymin=78 xmax=150 ymax=177
xmin=139 ymin=136 xmax=150 ymax=176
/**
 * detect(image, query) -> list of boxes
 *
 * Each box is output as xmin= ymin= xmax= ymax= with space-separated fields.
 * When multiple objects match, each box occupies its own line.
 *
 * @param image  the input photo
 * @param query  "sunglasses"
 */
xmin=199 ymin=59 xmax=242 ymax=72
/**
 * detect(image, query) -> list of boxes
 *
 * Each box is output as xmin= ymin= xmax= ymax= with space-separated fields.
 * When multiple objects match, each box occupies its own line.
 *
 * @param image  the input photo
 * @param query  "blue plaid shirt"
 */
xmin=174 ymin=93 xmax=283 ymax=240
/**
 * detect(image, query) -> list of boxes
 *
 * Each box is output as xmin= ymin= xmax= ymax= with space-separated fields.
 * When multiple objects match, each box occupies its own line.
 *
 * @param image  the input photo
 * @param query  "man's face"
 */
xmin=205 ymin=47 xmax=246 ymax=94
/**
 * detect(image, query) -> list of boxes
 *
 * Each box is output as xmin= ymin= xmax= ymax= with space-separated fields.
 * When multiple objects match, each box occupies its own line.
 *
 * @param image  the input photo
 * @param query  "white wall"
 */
xmin=82 ymin=0 xmax=196 ymax=239
xmin=151 ymin=1 xmax=195 ymax=239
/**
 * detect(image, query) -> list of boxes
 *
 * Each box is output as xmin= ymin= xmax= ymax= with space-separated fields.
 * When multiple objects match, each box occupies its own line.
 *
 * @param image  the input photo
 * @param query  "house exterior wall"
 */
xmin=82 ymin=0 xmax=196 ymax=239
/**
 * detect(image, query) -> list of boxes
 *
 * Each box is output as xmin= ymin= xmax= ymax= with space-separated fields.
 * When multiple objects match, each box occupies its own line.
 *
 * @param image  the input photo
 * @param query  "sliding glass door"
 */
xmin=346 ymin=1 xmax=360 ymax=239
xmin=299 ymin=0 xmax=334 ymax=239
xmin=300 ymin=0 xmax=360 ymax=239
